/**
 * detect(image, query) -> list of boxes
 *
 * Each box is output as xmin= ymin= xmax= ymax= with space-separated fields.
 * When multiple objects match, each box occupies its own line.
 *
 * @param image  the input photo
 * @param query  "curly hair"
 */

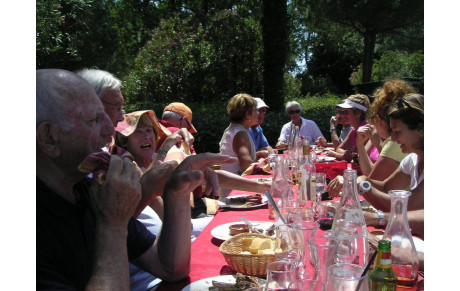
xmin=368 ymin=79 xmax=417 ymax=130
xmin=227 ymin=93 xmax=257 ymax=123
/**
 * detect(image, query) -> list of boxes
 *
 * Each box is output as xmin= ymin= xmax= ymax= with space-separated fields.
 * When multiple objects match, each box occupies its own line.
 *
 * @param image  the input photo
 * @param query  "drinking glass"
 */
xmin=325 ymin=263 xmax=369 ymax=291
xmin=265 ymin=261 xmax=298 ymax=290
xmin=315 ymin=173 xmax=327 ymax=199
xmin=317 ymin=202 xmax=338 ymax=231
xmin=292 ymin=221 xmax=320 ymax=279
xmin=308 ymin=236 xmax=340 ymax=287
xmin=289 ymin=278 xmax=323 ymax=291
xmin=273 ymin=224 xmax=303 ymax=264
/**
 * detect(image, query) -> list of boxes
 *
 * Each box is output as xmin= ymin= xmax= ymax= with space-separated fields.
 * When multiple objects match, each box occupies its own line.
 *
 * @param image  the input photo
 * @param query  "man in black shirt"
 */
xmin=36 ymin=69 xmax=236 ymax=290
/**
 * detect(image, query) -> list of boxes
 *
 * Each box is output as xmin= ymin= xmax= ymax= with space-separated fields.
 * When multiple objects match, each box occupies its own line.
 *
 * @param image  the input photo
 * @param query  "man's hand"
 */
xmin=164 ymin=153 xmax=238 ymax=198
xmin=363 ymin=211 xmax=379 ymax=227
xmin=134 ymin=160 xmax=179 ymax=218
xmin=89 ymin=155 xmax=141 ymax=229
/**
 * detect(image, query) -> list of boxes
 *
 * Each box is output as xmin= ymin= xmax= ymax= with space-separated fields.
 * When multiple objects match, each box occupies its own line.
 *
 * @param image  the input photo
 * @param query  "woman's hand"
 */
xmin=315 ymin=136 xmax=328 ymax=147
xmin=328 ymin=175 xmax=344 ymax=198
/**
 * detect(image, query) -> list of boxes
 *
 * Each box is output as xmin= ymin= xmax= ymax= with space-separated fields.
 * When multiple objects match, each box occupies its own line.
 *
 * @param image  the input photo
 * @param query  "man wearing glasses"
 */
xmin=248 ymin=97 xmax=274 ymax=154
xmin=276 ymin=101 xmax=324 ymax=148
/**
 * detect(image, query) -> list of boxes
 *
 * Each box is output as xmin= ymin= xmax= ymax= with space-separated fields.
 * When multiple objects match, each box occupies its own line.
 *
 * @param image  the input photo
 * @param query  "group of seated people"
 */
xmin=37 ymin=67 xmax=424 ymax=290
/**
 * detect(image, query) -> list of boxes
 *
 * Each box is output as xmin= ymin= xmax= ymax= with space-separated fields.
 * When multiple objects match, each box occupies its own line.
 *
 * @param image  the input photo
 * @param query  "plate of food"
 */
xmin=211 ymin=221 xmax=275 ymax=241
xmin=318 ymin=156 xmax=336 ymax=162
xmin=181 ymin=273 xmax=266 ymax=291
xmin=250 ymin=177 xmax=272 ymax=183
xmin=218 ymin=194 xmax=268 ymax=209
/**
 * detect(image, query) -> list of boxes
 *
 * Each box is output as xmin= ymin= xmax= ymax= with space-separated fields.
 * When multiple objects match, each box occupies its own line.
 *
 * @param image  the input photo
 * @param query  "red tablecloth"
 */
xmin=156 ymin=171 xmax=423 ymax=290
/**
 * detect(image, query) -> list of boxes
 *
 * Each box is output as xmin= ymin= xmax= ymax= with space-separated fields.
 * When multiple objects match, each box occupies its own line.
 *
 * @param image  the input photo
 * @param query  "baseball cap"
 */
xmin=254 ymin=97 xmax=269 ymax=109
xmin=115 ymin=110 xmax=166 ymax=140
xmin=163 ymin=102 xmax=197 ymax=133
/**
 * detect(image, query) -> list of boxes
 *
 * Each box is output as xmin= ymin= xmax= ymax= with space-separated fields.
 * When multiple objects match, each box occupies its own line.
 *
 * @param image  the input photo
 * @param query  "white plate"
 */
xmin=218 ymin=195 xmax=268 ymax=209
xmin=324 ymin=147 xmax=335 ymax=151
xmin=181 ymin=275 xmax=235 ymax=291
xmin=211 ymin=221 xmax=275 ymax=241
xmin=318 ymin=156 xmax=336 ymax=162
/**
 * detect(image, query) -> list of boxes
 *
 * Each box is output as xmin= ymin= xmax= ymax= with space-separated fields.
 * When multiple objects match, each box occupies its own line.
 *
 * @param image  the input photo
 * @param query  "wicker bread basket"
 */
xmin=220 ymin=232 xmax=286 ymax=277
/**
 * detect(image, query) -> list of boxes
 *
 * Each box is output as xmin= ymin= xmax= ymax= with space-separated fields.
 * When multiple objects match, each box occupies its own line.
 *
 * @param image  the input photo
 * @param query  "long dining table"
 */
xmin=156 ymin=159 xmax=423 ymax=291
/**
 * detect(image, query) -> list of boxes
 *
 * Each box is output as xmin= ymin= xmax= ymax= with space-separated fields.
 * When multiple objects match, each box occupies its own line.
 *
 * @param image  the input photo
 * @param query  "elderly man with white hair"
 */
xmin=276 ymin=101 xmax=325 ymax=148
xmin=36 ymin=69 xmax=237 ymax=290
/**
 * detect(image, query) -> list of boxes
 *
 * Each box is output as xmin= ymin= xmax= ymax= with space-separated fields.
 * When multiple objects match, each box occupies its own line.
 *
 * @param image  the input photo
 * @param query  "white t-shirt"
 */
xmin=399 ymin=153 xmax=424 ymax=190
xmin=278 ymin=118 xmax=324 ymax=145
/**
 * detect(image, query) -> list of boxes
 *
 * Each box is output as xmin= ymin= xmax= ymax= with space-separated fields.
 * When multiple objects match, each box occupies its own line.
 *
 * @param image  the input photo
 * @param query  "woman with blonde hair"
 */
xmin=219 ymin=93 xmax=260 ymax=175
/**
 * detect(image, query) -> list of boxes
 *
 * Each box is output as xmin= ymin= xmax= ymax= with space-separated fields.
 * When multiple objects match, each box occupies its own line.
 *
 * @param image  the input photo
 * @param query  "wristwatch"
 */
xmin=330 ymin=127 xmax=336 ymax=132
xmin=375 ymin=209 xmax=386 ymax=227
xmin=358 ymin=181 xmax=371 ymax=195
xmin=157 ymin=148 xmax=168 ymax=160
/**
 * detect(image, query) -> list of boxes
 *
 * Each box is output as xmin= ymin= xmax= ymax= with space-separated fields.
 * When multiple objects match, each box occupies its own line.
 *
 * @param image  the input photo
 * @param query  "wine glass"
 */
xmin=273 ymin=224 xmax=304 ymax=265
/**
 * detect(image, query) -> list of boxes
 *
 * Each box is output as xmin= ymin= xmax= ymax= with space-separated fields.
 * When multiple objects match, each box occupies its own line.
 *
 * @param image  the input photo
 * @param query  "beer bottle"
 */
xmin=369 ymin=240 xmax=397 ymax=290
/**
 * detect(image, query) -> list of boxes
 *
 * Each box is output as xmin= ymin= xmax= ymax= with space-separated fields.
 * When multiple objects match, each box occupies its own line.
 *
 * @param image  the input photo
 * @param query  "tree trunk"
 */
xmin=262 ymin=0 xmax=288 ymax=110
xmin=362 ymin=31 xmax=376 ymax=83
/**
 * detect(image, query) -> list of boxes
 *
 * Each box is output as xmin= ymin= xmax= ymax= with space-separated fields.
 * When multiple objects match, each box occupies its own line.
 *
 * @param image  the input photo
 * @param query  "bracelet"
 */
xmin=330 ymin=127 xmax=336 ymax=132
xmin=157 ymin=148 xmax=168 ymax=160
xmin=375 ymin=209 xmax=386 ymax=227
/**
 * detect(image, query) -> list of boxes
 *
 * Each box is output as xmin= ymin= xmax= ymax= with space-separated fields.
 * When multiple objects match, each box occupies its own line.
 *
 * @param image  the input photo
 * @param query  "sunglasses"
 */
xmin=336 ymin=109 xmax=351 ymax=115
xmin=288 ymin=109 xmax=301 ymax=115
xmin=257 ymin=108 xmax=267 ymax=114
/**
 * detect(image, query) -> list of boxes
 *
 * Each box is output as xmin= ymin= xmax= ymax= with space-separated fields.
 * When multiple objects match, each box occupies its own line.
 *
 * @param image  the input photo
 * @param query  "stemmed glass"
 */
xmin=273 ymin=224 xmax=304 ymax=265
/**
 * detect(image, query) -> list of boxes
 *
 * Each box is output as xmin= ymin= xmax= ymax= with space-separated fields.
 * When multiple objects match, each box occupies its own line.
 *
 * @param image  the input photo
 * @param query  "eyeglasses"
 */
xmin=102 ymin=100 xmax=123 ymax=114
xmin=257 ymin=108 xmax=267 ymax=114
xmin=288 ymin=109 xmax=301 ymax=115
xmin=336 ymin=109 xmax=350 ymax=115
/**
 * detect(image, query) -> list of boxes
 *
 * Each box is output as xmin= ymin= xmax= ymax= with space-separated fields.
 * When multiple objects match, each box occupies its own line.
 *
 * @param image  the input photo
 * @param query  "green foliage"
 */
xmin=123 ymin=10 xmax=264 ymax=106
xmin=349 ymin=50 xmax=424 ymax=85
xmin=372 ymin=51 xmax=424 ymax=81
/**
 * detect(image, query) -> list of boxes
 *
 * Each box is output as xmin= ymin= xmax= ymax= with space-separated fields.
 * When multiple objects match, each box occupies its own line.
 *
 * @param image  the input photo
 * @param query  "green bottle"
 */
xmin=369 ymin=240 xmax=397 ymax=291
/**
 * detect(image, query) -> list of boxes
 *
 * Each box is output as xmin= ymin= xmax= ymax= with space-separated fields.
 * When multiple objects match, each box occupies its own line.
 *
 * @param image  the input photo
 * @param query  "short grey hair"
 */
xmin=162 ymin=110 xmax=183 ymax=121
xmin=75 ymin=68 xmax=121 ymax=97
xmin=285 ymin=101 xmax=302 ymax=112
xmin=36 ymin=69 xmax=76 ymax=132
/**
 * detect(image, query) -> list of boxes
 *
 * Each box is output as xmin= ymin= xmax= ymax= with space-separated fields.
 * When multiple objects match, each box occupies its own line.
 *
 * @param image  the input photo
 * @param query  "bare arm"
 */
xmin=364 ymin=209 xmax=424 ymax=238
xmin=132 ymin=154 xmax=238 ymax=281
xmin=215 ymin=169 xmax=271 ymax=194
xmin=233 ymin=131 xmax=256 ymax=172
xmin=85 ymin=156 xmax=142 ymax=290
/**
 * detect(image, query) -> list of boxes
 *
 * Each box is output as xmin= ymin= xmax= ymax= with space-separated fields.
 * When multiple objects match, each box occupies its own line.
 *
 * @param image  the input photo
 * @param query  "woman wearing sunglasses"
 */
xmin=275 ymin=101 xmax=324 ymax=148
xmin=324 ymin=94 xmax=377 ymax=163
xmin=329 ymin=93 xmax=424 ymax=212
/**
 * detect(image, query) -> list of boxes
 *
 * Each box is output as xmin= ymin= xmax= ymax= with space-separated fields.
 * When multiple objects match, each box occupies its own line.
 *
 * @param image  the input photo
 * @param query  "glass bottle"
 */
xmin=369 ymin=240 xmax=397 ymax=291
xmin=268 ymin=156 xmax=293 ymax=219
xmin=382 ymin=190 xmax=419 ymax=290
xmin=331 ymin=169 xmax=369 ymax=266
